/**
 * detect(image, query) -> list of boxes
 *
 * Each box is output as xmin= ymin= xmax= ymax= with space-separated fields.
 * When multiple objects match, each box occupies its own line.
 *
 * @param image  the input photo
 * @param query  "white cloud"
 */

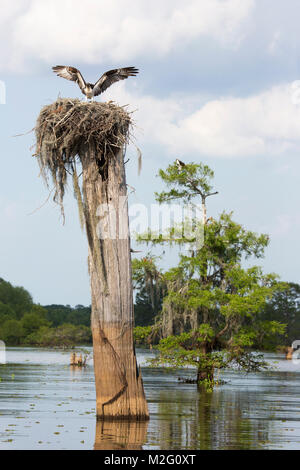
xmin=0 ymin=0 xmax=254 ymax=72
xmin=104 ymin=82 xmax=300 ymax=158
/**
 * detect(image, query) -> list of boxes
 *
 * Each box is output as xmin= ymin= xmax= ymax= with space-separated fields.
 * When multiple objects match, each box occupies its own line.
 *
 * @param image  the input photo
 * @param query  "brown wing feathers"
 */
xmin=92 ymin=67 xmax=139 ymax=96
xmin=52 ymin=65 xmax=138 ymax=97
xmin=52 ymin=66 xmax=86 ymax=94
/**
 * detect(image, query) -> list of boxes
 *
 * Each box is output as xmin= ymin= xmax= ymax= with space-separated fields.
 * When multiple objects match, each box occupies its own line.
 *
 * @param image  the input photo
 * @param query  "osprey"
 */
xmin=176 ymin=159 xmax=186 ymax=170
xmin=52 ymin=65 xmax=139 ymax=100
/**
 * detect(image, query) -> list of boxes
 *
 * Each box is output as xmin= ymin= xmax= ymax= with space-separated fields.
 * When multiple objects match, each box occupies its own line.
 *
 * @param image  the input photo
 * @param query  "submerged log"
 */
xmin=35 ymin=99 xmax=149 ymax=420
xmin=70 ymin=352 xmax=76 ymax=365
xmin=70 ymin=352 xmax=87 ymax=367
xmin=286 ymin=347 xmax=293 ymax=360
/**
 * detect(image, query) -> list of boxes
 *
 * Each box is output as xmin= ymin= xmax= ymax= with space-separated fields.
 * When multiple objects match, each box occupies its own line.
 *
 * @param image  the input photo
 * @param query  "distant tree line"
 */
xmin=258 ymin=282 xmax=300 ymax=348
xmin=0 ymin=275 xmax=162 ymax=347
xmin=0 ymin=278 xmax=91 ymax=347
xmin=1 ymin=269 xmax=299 ymax=351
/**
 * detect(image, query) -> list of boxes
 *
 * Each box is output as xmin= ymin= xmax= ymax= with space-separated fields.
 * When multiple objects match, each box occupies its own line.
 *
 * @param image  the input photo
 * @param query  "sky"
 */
xmin=1 ymin=0 xmax=300 ymax=306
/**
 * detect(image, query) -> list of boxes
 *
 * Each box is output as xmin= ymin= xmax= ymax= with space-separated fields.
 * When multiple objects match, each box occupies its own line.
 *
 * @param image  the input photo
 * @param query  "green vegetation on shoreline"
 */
xmin=0 ymin=278 xmax=91 ymax=347
xmin=0 ymin=277 xmax=158 ymax=348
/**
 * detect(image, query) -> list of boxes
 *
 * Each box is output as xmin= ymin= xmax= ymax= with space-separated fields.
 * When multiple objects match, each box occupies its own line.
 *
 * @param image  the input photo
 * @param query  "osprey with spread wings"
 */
xmin=52 ymin=65 xmax=139 ymax=100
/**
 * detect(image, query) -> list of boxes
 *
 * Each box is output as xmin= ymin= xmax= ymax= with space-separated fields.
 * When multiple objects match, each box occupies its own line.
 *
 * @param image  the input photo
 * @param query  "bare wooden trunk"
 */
xmin=81 ymin=145 xmax=149 ymax=420
xmin=197 ymin=344 xmax=214 ymax=387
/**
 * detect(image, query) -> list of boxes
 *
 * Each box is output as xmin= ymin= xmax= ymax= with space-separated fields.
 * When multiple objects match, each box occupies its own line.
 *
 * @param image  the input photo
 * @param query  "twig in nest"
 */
xmin=12 ymin=128 xmax=35 ymax=138
xmin=126 ymin=184 xmax=136 ymax=195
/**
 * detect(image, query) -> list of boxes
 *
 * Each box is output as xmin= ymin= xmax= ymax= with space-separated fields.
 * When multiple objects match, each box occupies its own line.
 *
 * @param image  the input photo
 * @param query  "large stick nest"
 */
xmin=35 ymin=98 xmax=134 ymax=222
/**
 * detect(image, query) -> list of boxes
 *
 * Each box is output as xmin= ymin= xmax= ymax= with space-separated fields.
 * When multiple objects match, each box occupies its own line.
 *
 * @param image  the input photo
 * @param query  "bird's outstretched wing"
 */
xmin=52 ymin=66 xmax=86 ymax=94
xmin=92 ymin=67 xmax=139 ymax=96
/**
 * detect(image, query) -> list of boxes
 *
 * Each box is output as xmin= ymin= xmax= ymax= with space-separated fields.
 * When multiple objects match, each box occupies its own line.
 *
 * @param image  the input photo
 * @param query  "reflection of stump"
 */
xmin=70 ymin=352 xmax=76 ymax=365
xmin=94 ymin=419 xmax=148 ymax=450
xmin=35 ymin=99 xmax=148 ymax=420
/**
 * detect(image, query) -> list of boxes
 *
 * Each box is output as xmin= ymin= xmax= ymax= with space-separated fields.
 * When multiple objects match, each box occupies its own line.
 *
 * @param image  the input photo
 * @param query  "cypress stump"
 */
xmin=35 ymin=98 xmax=149 ymax=420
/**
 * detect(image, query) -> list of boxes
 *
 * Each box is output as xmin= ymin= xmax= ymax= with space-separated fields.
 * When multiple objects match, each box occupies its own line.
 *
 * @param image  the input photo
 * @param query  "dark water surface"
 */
xmin=0 ymin=347 xmax=300 ymax=450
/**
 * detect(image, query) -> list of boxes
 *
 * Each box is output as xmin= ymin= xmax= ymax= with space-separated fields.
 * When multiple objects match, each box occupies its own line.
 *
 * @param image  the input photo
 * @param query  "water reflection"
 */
xmin=142 ymin=363 xmax=300 ymax=450
xmin=194 ymin=389 xmax=271 ymax=450
xmin=94 ymin=420 xmax=149 ymax=450
xmin=153 ymin=387 xmax=264 ymax=450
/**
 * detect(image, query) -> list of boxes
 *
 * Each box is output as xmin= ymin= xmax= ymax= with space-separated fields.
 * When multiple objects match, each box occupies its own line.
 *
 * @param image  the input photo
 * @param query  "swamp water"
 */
xmin=0 ymin=347 xmax=300 ymax=450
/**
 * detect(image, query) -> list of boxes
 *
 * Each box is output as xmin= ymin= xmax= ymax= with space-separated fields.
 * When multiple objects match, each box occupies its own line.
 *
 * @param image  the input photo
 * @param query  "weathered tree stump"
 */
xmin=82 ymin=146 xmax=148 ymax=419
xmin=35 ymin=99 xmax=149 ymax=420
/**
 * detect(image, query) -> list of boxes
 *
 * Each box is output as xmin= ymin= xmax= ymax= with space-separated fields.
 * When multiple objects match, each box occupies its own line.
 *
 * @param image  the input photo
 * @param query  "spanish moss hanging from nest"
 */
xmin=35 ymin=98 xmax=135 ymax=223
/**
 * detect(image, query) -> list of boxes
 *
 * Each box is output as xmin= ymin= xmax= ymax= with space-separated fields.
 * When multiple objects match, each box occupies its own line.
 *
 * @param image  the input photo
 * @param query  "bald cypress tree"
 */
xmin=138 ymin=162 xmax=285 ymax=387
xmin=35 ymin=99 xmax=148 ymax=419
